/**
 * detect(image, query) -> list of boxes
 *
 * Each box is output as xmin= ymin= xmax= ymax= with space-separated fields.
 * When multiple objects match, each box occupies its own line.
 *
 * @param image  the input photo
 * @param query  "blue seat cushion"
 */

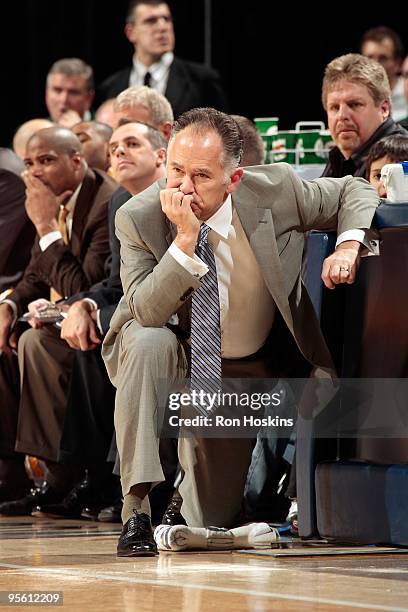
xmin=315 ymin=461 xmax=408 ymax=546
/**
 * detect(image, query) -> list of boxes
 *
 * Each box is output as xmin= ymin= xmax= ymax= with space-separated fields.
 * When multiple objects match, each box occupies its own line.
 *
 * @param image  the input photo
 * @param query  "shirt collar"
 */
xmin=64 ymin=181 xmax=82 ymax=214
xmin=204 ymin=194 xmax=232 ymax=239
xmin=133 ymin=51 xmax=174 ymax=82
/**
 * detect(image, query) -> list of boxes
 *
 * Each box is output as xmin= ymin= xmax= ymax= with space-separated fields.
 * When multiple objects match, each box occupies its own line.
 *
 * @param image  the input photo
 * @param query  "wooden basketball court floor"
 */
xmin=0 ymin=516 xmax=408 ymax=611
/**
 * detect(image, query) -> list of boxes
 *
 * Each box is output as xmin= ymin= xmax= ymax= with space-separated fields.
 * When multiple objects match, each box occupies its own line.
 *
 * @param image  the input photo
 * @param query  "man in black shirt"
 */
xmin=321 ymin=53 xmax=407 ymax=178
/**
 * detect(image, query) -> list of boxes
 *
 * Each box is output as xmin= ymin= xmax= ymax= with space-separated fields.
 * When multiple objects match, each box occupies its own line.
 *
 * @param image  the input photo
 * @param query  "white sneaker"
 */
xmin=154 ymin=522 xmax=280 ymax=552
xmin=287 ymin=499 xmax=298 ymax=522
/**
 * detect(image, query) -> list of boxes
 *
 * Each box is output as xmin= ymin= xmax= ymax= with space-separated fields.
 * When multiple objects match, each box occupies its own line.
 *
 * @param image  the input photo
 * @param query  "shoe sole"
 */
xmin=117 ymin=549 xmax=158 ymax=557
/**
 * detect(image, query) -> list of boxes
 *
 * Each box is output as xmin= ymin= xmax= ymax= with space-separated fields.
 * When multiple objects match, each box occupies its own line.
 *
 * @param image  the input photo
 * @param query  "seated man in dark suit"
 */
xmin=0 ymin=126 xmax=116 ymax=505
xmin=0 ymin=149 xmax=36 ymax=294
xmin=97 ymin=0 xmax=228 ymax=118
xmin=4 ymin=88 xmax=174 ymax=521
xmin=0 ymin=122 xmax=166 ymax=517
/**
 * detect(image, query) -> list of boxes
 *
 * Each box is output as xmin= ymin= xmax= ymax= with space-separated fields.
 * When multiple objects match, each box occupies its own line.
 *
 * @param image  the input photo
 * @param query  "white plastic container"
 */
xmin=380 ymin=161 xmax=408 ymax=202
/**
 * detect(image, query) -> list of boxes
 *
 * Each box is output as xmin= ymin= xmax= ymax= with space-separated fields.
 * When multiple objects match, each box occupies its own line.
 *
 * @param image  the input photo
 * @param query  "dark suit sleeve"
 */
xmin=34 ymin=216 xmax=109 ymax=299
xmin=64 ymin=188 xmax=131 ymax=329
xmin=96 ymin=68 xmax=131 ymax=106
xmin=0 ymin=170 xmax=29 ymax=275
xmin=10 ymin=179 xmax=114 ymax=314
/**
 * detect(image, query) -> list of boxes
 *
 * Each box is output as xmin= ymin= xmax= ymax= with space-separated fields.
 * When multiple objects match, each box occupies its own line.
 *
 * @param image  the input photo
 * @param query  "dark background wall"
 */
xmin=2 ymin=0 xmax=407 ymax=145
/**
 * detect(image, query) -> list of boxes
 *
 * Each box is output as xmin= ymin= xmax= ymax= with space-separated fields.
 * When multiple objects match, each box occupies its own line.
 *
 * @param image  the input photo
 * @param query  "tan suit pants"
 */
xmin=104 ymin=320 xmax=274 ymax=528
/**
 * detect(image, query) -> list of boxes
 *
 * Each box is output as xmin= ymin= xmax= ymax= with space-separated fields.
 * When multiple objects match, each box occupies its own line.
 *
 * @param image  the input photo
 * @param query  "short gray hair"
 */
xmin=171 ymin=107 xmax=243 ymax=173
xmin=322 ymin=53 xmax=391 ymax=109
xmin=47 ymin=58 xmax=94 ymax=91
xmin=114 ymin=85 xmax=173 ymax=127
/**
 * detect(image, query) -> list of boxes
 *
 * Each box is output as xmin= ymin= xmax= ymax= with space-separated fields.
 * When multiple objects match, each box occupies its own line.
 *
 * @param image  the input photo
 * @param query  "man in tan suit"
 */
xmin=102 ymin=108 xmax=379 ymax=556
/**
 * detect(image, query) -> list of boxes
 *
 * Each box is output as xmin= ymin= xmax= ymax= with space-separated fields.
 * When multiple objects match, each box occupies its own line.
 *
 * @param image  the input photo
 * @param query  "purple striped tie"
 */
xmin=190 ymin=223 xmax=222 ymax=415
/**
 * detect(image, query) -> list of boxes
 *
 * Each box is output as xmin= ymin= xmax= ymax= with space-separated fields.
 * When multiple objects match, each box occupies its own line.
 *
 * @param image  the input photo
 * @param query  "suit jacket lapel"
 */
xmin=70 ymin=169 xmax=96 ymax=257
xmin=233 ymin=183 xmax=293 ymax=327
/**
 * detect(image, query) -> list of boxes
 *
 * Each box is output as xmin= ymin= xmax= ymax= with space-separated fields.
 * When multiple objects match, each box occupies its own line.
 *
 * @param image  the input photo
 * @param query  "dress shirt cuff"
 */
xmin=82 ymin=298 xmax=103 ymax=335
xmin=95 ymin=310 xmax=103 ymax=335
xmin=39 ymin=231 xmax=63 ymax=251
xmin=83 ymin=298 xmax=98 ymax=311
xmin=336 ymin=229 xmax=379 ymax=257
xmin=0 ymin=299 xmax=18 ymax=321
xmin=168 ymin=242 xmax=208 ymax=278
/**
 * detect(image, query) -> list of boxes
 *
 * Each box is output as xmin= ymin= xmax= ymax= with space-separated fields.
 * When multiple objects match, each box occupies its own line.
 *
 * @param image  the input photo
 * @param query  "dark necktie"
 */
xmin=190 ymin=224 xmax=222 ymax=414
xmin=144 ymin=71 xmax=152 ymax=87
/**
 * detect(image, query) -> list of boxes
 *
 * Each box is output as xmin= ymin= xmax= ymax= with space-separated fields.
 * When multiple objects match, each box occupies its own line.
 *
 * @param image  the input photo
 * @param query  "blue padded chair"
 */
xmin=298 ymin=203 xmax=408 ymax=545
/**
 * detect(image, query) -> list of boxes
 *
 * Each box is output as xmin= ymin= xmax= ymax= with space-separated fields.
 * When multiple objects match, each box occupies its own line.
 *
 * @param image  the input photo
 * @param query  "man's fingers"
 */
xmin=89 ymin=324 xmax=101 ymax=345
xmin=9 ymin=331 xmax=17 ymax=349
xmin=160 ymin=188 xmax=181 ymax=210
xmin=321 ymin=260 xmax=335 ymax=289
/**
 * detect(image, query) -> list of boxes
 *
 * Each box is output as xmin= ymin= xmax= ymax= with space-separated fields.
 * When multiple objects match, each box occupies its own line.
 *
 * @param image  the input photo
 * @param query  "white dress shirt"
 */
xmin=129 ymin=52 xmax=174 ymax=95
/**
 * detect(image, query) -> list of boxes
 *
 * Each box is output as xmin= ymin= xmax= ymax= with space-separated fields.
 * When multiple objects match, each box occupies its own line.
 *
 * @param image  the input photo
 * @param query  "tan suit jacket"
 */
xmin=103 ymin=163 xmax=379 ymax=384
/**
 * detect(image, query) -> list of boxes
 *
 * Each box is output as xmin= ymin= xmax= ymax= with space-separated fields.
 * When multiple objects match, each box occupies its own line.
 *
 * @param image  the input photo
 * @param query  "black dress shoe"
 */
xmin=0 ymin=482 xmax=60 ymax=516
xmin=32 ymin=475 xmax=98 ymax=519
xmin=161 ymin=493 xmax=186 ymax=526
xmin=96 ymin=500 xmax=122 ymax=523
xmin=117 ymin=511 xmax=157 ymax=557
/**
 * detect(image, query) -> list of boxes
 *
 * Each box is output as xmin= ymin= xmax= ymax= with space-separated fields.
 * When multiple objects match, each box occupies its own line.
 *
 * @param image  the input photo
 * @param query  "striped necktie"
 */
xmin=190 ymin=223 xmax=222 ymax=414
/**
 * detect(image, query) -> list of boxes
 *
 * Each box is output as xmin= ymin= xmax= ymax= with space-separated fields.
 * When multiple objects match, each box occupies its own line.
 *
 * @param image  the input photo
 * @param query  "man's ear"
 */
xmin=381 ymin=99 xmax=391 ymax=120
xmin=155 ymin=147 xmax=167 ymax=166
xmin=227 ymin=167 xmax=244 ymax=194
xmin=124 ymin=22 xmax=137 ymax=45
xmin=72 ymin=153 xmax=84 ymax=170
xmin=160 ymin=122 xmax=172 ymax=142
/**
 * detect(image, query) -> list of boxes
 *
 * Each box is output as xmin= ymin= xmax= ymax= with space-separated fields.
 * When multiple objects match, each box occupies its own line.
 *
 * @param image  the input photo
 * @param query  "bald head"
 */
xmin=27 ymin=126 xmax=83 ymax=156
xmin=72 ymin=121 xmax=112 ymax=171
xmin=13 ymin=118 xmax=54 ymax=159
xmin=24 ymin=126 xmax=86 ymax=196
xmin=95 ymin=98 xmax=117 ymax=128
